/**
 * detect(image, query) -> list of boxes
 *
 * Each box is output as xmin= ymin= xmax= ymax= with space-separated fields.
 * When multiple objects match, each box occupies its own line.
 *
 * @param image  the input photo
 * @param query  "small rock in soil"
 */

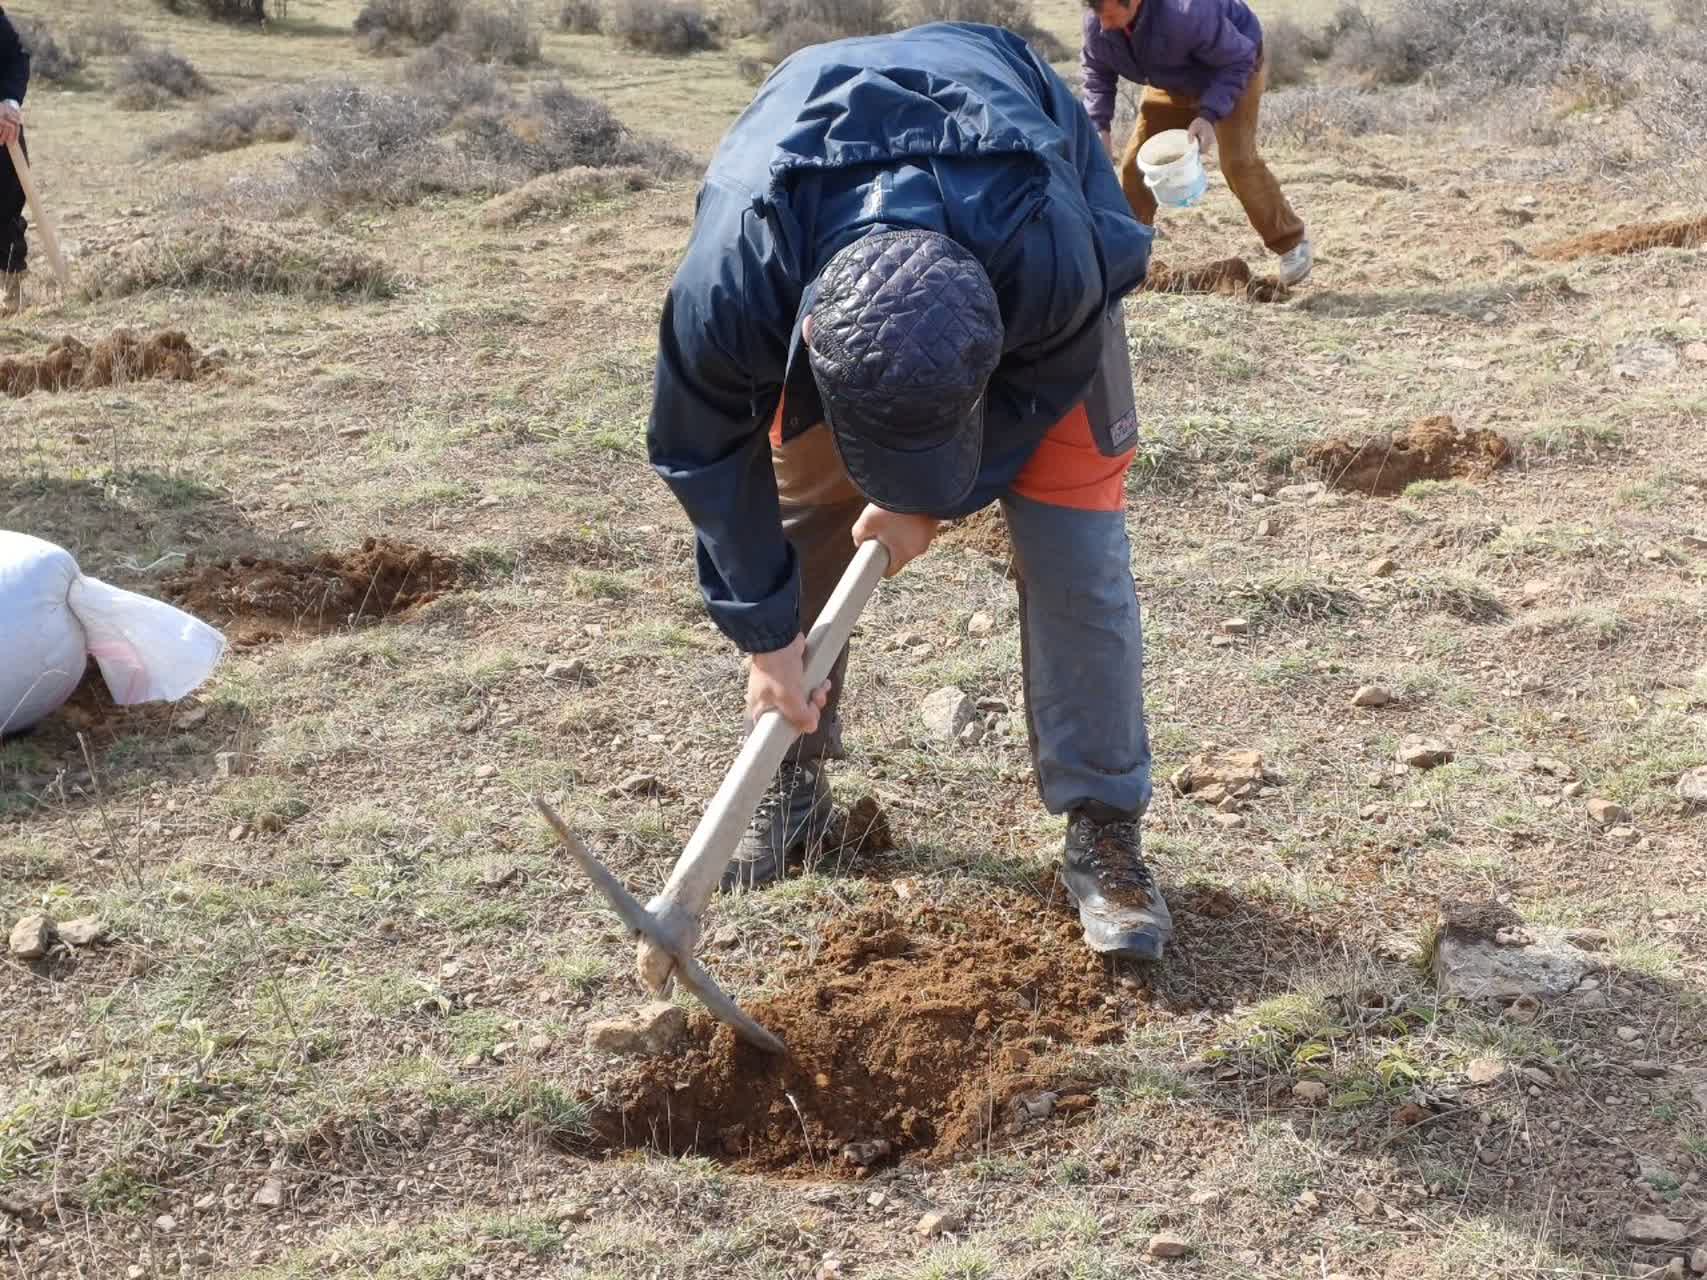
xmin=214 ymin=750 xmax=246 ymax=779
xmin=1351 ymin=684 xmax=1392 ymax=708
xmin=1433 ymin=900 xmax=1597 ymax=1000
xmin=474 ymin=763 xmax=498 ymax=780
xmin=1587 ymin=797 xmax=1631 ymax=826
xmin=1219 ymin=617 xmax=1249 ymax=636
xmin=1631 ymin=1060 xmax=1668 ymax=1078
xmin=1367 ymin=557 xmax=1399 ymax=577
xmin=1352 ymin=1189 xmax=1380 ymax=1216
xmin=1626 ymin=1214 xmax=1689 ymax=1245
xmin=8 ymin=915 xmax=53 ymax=959
xmin=1172 ymin=747 xmax=1272 ymax=800
xmin=1656 ymin=1259 xmax=1687 ymax=1280
xmin=527 ymin=1034 xmax=552 ymax=1055
xmin=1690 ymin=1245 xmax=1706 ymax=1274
xmin=1146 ymin=1233 xmax=1190 ymax=1259
xmin=544 ymin=658 xmax=595 ymax=685
xmin=588 ymin=1002 xmax=688 ymax=1057
xmin=155 ymin=1213 xmax=176 ymax=1232
xmin=1676 ymin=766 xmax=1707 ymax=808
xmin=966 ymin=611 xmax=995 ymax=638
xmin=921 ymin=687 xmax=976 ymax=740
xmin=1397 ymin=736 xmax=1453 ymax=769
xmin=1466 ymin=1058 xmax=1506 ymax=1085
xmin=841 ymin=1139 xmax=891 ymax=1167
xmin=1187 ymin=1188 xmax=1221 ymax=1206
xmin=612 ymin=773 xmax=667 ymax=798
xmin=711 ymin=925 xmax=741 ymax=950
xmin=1617 ymin=1026 xmax=1642 ymax=1043
xmin=917 ymin=1209 xmax=961 ymax=1238
xmin=1562 ymin=780 xmax=1585 ymax=799
xmin=57 ymin=917 xmax=104 ymax=947
xmin=252 ymin=1178 xmax=285 ymax=1209
xmin=958 ymin=719 xmax=985 ymax=747
xmin=1293 ymin=1081 xmax=1328 ymax=1105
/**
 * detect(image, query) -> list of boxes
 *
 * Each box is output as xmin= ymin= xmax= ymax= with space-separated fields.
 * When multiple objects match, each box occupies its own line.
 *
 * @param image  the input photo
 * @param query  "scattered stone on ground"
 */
xmin=841 ymin=1138 xmax=890 ymax=1167
xmin=1397 ymin=736 xmax=1453 ymax=769
xmin=1146 ymin=1233 xmax=1190 ymax=1259
xmin=1676 ymin=767 xmax=1707 ymax=808
xmin=1188 ymin=1188 xmax=1222 ymax=1206
xmin=1613 ymin=338 xmax=1680 ymax=381
xmin=1466 ymin=1058 xmax=1507 ymax=1085
xmin=1171 ymin=747 xmax=1276 ymax=808
xmin=162 ymin=538 xmax=461 ymax=646
xmin=916 ymin=1209 xmax=961 ymax=1238
xmin=0 ymin=329 xmax=209 ymax=397
xmin=1302 ymin=415 xmax=1512 ymax=496
xmin=252 ymin=1178 xmax=285 ymax=1209
xmin=609 ymin=773 xmax=668 ymax=799
xmin=921 ymin=687 xmax=976 ymax=741
xmin=1219 ymin=617 xmax=1249 ymax=636
xmin=1367 ymin=556 xmax=1398 ymax=577
xmin=1351 ymin=684 xmax=1392 ymax=708
xmin=1293 ymin=1080 xmax=1328 ymax=1104
xmin=588 ymin=1002 xmax=688 ymax=1057
xmin=56 ymin=918 xmax=103 ymax=948
xmin=1432 ymin=900 xmax=1600 ymax=1000
xmin=833 ymin=794 xmax=895 ymax=856
xmin=966 ymin=611 xmax=995 ymax=638
xmin=544 ymin=658 xmax=595 ymax=685
xmin=8 ymin=915 xmax=53 ymax=959
xmin=1690 ymin=1245 xmax=1707 ymax=1274
xmin=1626 ymin=1215 xmax=1689 ymax=1246
xmin=1587 ymin=797 xmax=1632 ymax=827
xmin=1534 ymin=215 xmax=1707 ymax=261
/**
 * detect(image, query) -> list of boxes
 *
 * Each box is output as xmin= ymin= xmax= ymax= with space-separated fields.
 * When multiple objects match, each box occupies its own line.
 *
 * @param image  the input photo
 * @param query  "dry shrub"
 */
xmin=605 ymin=0 xmax=718 ymax=52
xmin=558 ymin=0 xmax=602 ymax=30
xmin=11 ymin=19 xmax=86 ymax=84
xmin=85 ymin=221 xmax=398 ymax=300
xmin=73 ymin=17 xmax=144 ymax=55
xmin=354 ymin=0 xmax=463 ymax=50
xmin=1676 ymin=0 xmax=1707 ymax=23
xmin=456 ymin=1 xmax=543 ymax=63
xmin=767 ymin=17 xmax=834 ymax=63
xmin=749 ymin=0 xmax=888 ymax=35
xmin=403 ymin=41 xmax=507 ymax=102
xmin=148 ymin=85 xmax=316 ymax=158
xmin=153 ymin=0 xmax=279 ymax=21
xmin=477 ymin=165 xmax=651 ymax=225
xmin=898 ymin=0 xmax=1064 ymax=58
xmin=114 ymin=47 xmax=213 ymax=111
xmin=217 ymin=62 xmax=691 ymax=213
xmin=1262 ymin=16 xmax=1330 ymax=88
xmin=1261 ymin=83 xmax=1450 ymax=144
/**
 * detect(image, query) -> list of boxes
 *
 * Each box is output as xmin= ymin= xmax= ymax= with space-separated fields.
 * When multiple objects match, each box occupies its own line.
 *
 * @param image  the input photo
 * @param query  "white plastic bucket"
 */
xmin=1136 ymin=129 xmax=1208 ymax=209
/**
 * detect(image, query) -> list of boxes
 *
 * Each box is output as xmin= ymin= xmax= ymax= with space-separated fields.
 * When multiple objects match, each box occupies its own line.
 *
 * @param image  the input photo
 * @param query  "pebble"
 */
xmin=916 ymin=1209 xmax=961 ymax=1237
xmin=59 ymin=921 xmax=103 ymax=953
xmin=252 ymin=1177 xmax=285 ymax=1209
xmin=1187 ymin=1189 xmax=1221 ymax=1206
xmin=474 ymin=763 xmax=498 ymax=780
xmin=921 ymin=687 xmax=975 ymax=740
xmin=1219 ymin=617 xmax=1249 ymax=636
xmin=1466 ymin=1058 xmax=1505 ymax=1086
xmin=1396 ymin=736 xmax=1452 ymax=769
xmin=1145 ymin=1233 xmax=1190 ymax=1259
xmin=8 ymin=915 xmax=52 ymax=960
xmin=1691 ymin=1245 xmax=1707 ymax=1274
xmin=966 ymin=611 xmax=995 ymax=638
xmin=1367 ymin=556 xmax=1399 ymax=577
xmin=1630 ymin=1060 xmax=1668 ymax=1078
xmin=1617 ymin=1026 xmax=1642 ymax=1043
xmin=1626 ymin=1214 xmax=1689 ymax=1245
xmin=587 ymin=1002 xmax=688 ymax=1056
xmin=1587 ymin=797 xmax=1631 ymax=826
xmin=156 ymin=1214 xmax=176 ymax=1232
xmin=1292 ymin=1081 xmax=1328 ymax=1104
xmin=1351 ymin=684 xmax=1392 ymax=708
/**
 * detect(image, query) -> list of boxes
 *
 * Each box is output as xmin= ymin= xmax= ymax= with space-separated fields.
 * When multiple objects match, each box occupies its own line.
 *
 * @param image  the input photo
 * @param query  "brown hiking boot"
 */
xmin=0 ymin=272 xmax=22 ymax=316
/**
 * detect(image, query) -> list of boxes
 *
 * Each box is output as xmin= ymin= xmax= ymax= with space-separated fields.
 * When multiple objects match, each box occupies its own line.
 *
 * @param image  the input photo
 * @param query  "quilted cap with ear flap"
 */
xmin=807 ymin=229 xmax=1003 ymax=515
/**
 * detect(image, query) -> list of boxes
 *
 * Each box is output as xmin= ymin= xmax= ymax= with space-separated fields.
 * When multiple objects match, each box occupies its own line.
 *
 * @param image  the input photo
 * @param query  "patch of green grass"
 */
xmin=1401 ymin=478 xmax=1476 ymax=501
xmin=543 ymin=949 xmax=613 ymax=997
xmin=910 ymin=1244 xmax=998 ymax=1280
xmin=1523 ymin=420 xmax=1624 ymax=457
xmin=1232 ymin=574 xmax=1361 ymax=623
xmin=475 ymin=1079 xmax=591 ymax=1140
xmin=219 ymin=777 xmax=311 ymax=828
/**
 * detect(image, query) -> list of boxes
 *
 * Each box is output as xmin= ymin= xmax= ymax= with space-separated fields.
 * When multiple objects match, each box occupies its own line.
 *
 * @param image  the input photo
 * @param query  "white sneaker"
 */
xmin=1278 ymin=237 xmax=1313 ymax=287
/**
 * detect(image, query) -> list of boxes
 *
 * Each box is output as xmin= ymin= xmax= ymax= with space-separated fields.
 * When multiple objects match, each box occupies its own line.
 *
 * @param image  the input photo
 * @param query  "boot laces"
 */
xmin=757 ymin=760 xmax=814 ymax=822
xmin=1081 ymin=818 xmax=1153 ymax=896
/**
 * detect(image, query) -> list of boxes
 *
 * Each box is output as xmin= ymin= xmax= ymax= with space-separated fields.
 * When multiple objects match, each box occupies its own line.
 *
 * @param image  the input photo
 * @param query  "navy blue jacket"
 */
xmin=0 ymin=9 xmax=30 ymax=106
xmin=647 ymin=22 xmax=1152 ymax=655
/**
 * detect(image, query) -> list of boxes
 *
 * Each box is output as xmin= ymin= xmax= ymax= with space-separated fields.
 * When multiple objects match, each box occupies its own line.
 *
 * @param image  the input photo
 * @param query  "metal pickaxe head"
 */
xmin=533 ymin=795 xmax=785 ymax=1055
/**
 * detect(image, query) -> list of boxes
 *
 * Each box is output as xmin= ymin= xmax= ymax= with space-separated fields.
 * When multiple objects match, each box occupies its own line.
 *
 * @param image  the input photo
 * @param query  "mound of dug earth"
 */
xmin=596 ymin=888 xmax=1124 ymax=1174
xmin=1534 ymin=215 xmax=1707 ymax=261
xmin=0 ymin=329 xmax=208 ymax=397
xmin=1303 ymin=414 xmax=1512 ymax=496
xmin=1141 ymin=257 xmax=1289 ymax=303
xmin=162 ymin=538 xmax=460 ymax=645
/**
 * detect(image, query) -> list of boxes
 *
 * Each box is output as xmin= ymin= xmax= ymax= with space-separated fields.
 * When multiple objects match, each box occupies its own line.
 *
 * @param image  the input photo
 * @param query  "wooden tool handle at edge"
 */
xmin=634 ymin=537 xmax=890 ymax=988
xmin=5 ymin=139 xmax=71 ymax=289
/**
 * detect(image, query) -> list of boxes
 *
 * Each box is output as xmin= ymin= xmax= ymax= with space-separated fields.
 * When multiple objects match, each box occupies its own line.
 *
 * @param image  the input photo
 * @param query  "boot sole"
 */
xmin=1061 ymin=880 xmax=1172 ymax=962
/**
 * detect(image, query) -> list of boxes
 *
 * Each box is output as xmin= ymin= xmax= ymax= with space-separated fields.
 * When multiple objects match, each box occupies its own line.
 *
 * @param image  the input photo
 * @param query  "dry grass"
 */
xmin=3 ymin=1 xmax=1705 ymax=1279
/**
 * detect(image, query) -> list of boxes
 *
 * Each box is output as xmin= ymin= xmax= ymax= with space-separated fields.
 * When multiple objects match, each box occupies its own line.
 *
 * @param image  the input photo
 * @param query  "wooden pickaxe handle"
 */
xmin=635 ymin=535 xmax=892 ymax=994
xmin=6 ymin=139 xmax=71 ymax=289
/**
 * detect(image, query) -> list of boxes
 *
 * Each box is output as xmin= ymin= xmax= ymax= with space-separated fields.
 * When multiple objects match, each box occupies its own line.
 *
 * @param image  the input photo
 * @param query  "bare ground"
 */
xmin=3 ymin=2 xmax=1706 ymax=1279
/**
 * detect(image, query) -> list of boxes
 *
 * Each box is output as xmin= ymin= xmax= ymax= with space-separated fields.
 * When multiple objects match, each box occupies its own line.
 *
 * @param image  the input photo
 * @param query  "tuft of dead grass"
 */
xmin=11 ymin=18 xmax=86 ymax=84
xmin=113 ymin=46 xmax=213 ymax=111
xmin=477 ymin=165 xmax=652 ymax=226
xmin=83 ymin=221 xmax=400 ymax=300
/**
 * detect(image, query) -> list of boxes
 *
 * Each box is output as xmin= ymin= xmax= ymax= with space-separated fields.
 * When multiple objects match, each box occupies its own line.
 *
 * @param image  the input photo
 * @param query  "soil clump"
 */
xmin=1140 ymin=257 xmax=1289 ymax=303
xmin=1534 ymin=216 xmax=1707 ymax=261
xmin=1302 ymin=414 xmax=1512 ymax=496
xmin=0 ymin=329 xmax=209 ymax=397
xmin=595 ymin=888 xmax=1125 ymax=1174
xmin=162 ymin=538 xmax=461 ymax=646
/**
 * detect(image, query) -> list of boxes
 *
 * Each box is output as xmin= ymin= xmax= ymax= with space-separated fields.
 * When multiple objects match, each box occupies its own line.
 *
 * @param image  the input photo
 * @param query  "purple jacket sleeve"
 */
xmin=1078 ymin=11 xmax=1118 ymax=132
xmin=1192 ymin=9 xmax=1258 ymax=123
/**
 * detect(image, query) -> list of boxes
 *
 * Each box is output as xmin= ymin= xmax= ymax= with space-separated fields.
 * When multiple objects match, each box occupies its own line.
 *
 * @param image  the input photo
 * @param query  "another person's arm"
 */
xmin=0 ymin=10 xmax=29 ymax=146
xmin=1185 ymin=5 xmax=1258 ymax=154
xmin=1078 ymin=11 xmax=1118 ymax=157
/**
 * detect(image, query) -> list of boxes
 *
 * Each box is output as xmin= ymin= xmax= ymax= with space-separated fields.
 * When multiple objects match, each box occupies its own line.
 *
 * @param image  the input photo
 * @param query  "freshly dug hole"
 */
xmin=0 ymin=330 xmax=208 ymax=397
xmin=161 ymin=538 xmax=461 ymax=646
xmin=1140 ymin=256 xmax=1289 ymax=303
xmin=1303 ymin=414 xmax=1512 ymax=495
xmin=594 ymin=888 xmax=1127 ymax=1174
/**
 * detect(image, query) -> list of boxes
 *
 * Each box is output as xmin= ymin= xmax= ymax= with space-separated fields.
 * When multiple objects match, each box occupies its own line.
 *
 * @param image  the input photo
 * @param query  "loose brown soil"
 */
xmin=0 ymin=329 xmax=209 ymax=397
xmin=161 ymin=538 xmax=461 ymax=646
xmin=1302 ymin=414 xmax=1513 ymax=496
xmin=595 ymin=887 xmax=1129 ymax=1174
xmin=1533 ymin=214 xmax=1707 ymax=261
xmin=1141 ymin=257 xmax=1289 ymax=303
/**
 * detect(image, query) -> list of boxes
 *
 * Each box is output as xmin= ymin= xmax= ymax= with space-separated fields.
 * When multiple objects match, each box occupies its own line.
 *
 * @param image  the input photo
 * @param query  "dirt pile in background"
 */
xmin=1534 ymin=215 xmax=1707 ymax=261
xmin=163 ymin=538 xmax=461 ymax=646
xmin=1141 ymin=257 xmax=1289 ymax=303
xmin=0 ymin=329 xmax=208 ymax=397
xmin=1303 ymin=414 xmax=1513 ymax=496
xmin=596 ymin=888 xmax=1126 ymax=1174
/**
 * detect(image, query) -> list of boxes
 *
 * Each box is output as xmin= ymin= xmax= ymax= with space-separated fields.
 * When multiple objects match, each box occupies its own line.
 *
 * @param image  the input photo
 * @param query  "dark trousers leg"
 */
xmin=2 ymin=132 xmax=28 ymax=275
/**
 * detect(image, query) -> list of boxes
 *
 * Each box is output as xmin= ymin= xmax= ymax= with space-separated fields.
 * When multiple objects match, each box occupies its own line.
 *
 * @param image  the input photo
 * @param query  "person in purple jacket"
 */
xmin=1081 ymin=0 xmax=1313 ymax=285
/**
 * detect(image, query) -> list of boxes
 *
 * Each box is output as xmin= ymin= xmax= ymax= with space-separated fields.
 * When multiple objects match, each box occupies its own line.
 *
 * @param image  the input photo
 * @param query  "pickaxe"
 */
xmin=534 ymin=536 xmax=891 ymax=1054
xmin=5 ymin=140 xmax=70 ymax=290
